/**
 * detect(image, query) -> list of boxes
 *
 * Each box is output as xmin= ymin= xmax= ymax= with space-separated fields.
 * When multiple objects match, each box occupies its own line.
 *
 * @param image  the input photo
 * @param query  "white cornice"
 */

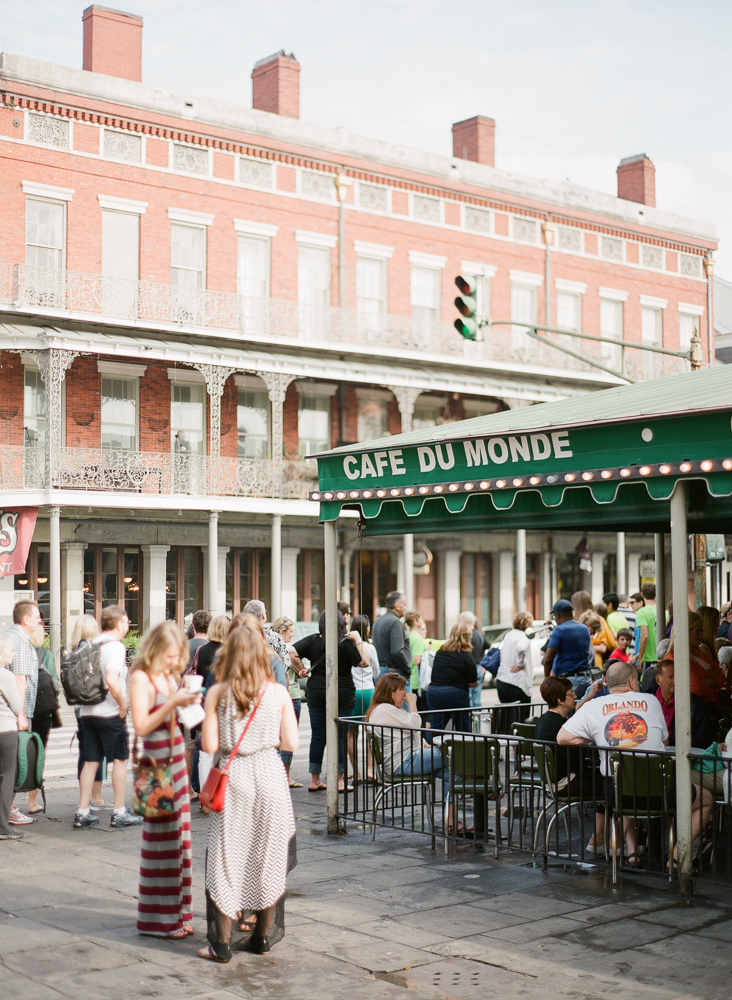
xmin=167 ymin=207 xmax=215 ymax=226
xmin=460 ymin=261 xmax=497 ymax=278
xmin=678 ymin=302 xmax=705 ymax=316
xmin=22 ymin=180 xmax=74 ymax=201
xmin=598 ymin=287 xmax=629 ymax=302
xmin=509 ymin=270 xmax=544 ymax=287
xmin=98 ymin=194 xmax=147 ymax=214
xmin=353 ymin=240 xmax=394 ymax=260
xmin=295 ymin=230 xmax=338 ymax=249
xmin=639 ymin=295 xmax=668 ymax=310
xmin=234 ymin=219 xmax=279 ymax=238
xmin=408 ymin=250 xmax=447 ymax=269
xmin=555 ymin=278 xmax=588 ymax=295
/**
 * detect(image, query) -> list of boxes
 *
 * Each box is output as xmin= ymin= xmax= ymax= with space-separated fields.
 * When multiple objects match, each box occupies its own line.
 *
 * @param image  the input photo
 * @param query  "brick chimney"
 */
xmin=252 ymin=51 xmax=300 ymax=118
xmin=82 ymin=5 xmax=143 ymax=82
xmin=452 ymin=116 xmax=495 ymax=167
xmin=617 ymin=154 xmax=656 ymax=207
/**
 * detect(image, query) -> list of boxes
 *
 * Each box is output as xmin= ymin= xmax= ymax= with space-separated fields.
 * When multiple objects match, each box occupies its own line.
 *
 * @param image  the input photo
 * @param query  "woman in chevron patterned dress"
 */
xmin=199 ymin=615 xmax=298 ymax=963
xmin=129 ymin=622 xmax=201 ymax=939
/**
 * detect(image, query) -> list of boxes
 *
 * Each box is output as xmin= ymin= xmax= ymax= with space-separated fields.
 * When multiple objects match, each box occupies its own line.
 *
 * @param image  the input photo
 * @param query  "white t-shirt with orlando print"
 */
xmin=561 ymin=690 xmax=668 ymax=775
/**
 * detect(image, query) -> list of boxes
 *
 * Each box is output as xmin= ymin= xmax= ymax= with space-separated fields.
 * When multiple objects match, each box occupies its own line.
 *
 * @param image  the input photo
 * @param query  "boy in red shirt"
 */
xmin=607 ymin=628 xmax=636 ymax=668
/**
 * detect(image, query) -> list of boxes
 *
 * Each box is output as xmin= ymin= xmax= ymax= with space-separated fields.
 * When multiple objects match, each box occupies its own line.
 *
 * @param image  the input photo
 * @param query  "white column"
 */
xmin=49 ymin=505 xmax=61 ymax=662
xmin=443 ymin=550 xmax=461 ymax=629
xmin=0 ymin=575 xmax=16 ymax=630
xmin=616 ymin=532 xmax=627 ymax=595
xmin=281 ymin=547 xmax=300 ymax=620
xmin=627 ymin=553 xmax=641 ymax=596
xmin=499 ymin=550 xmax=514 ymax=622
xmin=62 ymin=541 xmax=86 ymax=647
xmin=670 ymin=483 xmax=692 ymax=894
xmin=516 ymin=530 xmax=527 ymax=610
xmin=270 ymin=514 xmax=282 ymax=620
xmin=141 ymin=544 xmax=170 ymax=629
xmin=591 ymin=551 xmax=606 ymax=604
xmin=218 ymin=547 xmax=230 ymax=615
xmin=324 ymin=519 xmax=339 ymax=833
xmin=542 ymin=552 xmax=553 ymax=619
xmin=208 ymin=512 xmax=219 ymax=613
xmin=403 ymin=534 xmax=414 ymax=609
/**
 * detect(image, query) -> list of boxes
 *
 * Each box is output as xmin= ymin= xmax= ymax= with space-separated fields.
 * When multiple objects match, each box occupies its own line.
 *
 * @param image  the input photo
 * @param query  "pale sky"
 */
xmin=3 ymin=0 xmax=731 ymax=274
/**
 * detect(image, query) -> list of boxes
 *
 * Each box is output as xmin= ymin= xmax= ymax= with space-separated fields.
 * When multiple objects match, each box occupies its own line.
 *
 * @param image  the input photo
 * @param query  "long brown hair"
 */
xmin=132 ymin=621 xmax=187 ymax=679
xmin=365 ymin=672 xmax=406 ymax=721
xmin=571 ymin=590 xmax=593 ymax=619
xmin=441 ymin=621 xmax=473 ymax=654
xmin=215 ymin=616 xmax=272 ymax=716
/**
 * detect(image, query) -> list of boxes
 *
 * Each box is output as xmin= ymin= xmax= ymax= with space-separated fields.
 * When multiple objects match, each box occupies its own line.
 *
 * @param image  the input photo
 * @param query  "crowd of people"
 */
xmin=1 ymin=581 xmax=731 ymax=939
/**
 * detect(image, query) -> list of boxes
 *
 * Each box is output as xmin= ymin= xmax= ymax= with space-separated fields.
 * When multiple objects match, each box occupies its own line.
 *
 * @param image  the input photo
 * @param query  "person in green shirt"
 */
xmin=405 ymin=610 xmax=429 ymax=696
xmin=635 ymin=582 xmax=658 ymax=691
xmin=603 ymin=592 xmax=629 ymax=636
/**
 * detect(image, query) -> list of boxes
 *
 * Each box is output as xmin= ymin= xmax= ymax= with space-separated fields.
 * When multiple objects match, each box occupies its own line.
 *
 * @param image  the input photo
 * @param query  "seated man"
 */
xmin=558 ymin=661 xmax=712 ymax=867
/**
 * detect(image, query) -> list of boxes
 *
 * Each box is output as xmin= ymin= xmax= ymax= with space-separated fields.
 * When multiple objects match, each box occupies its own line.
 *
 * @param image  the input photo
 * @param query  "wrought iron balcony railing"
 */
xmin=0 ymin=261 xmax=688 ymax=379
xmin=0 ymin=446 xmax=317 ymax=500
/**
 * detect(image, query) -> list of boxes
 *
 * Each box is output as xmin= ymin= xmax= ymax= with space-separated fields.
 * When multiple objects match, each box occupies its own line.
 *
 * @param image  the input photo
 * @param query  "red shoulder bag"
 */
xmin=200 ymin=690 xmax=264 ymax=812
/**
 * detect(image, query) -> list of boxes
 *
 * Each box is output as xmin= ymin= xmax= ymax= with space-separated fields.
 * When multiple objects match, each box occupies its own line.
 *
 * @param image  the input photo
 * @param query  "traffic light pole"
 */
xmin=483 ymin=320 xmax=701 ymax=382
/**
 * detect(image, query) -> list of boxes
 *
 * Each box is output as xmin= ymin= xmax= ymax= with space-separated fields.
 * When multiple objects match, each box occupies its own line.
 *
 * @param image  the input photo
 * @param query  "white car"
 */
xmin=482 ymin=620 xmax=554 ymax=685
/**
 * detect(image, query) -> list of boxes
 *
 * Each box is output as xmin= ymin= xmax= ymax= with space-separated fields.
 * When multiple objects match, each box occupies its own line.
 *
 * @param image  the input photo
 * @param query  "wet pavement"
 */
xmin=2 ymin=776 xmax=731 ymax=1000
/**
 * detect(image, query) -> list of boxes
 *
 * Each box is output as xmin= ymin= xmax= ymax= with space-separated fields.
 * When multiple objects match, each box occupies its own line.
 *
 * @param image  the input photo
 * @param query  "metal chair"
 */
xmin=366 ymin=731 xmax=435 ymax=849
xmin=507 ymin=720 xmax=543 ymax=842
xmin=610 ymin=751 xmax=675 ymax=886
xmin=442 ymin=736 xmax=503 ymax=855
xmin=531 ymin=742 xmax=590 ymax=857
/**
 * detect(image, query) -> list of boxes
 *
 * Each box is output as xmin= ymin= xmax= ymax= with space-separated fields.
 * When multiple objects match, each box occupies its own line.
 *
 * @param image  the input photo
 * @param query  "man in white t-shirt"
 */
xmin=74 ymin=606 xmax=142 ymax=830
xmin=558 ymin=660 xmax=669 ymax=861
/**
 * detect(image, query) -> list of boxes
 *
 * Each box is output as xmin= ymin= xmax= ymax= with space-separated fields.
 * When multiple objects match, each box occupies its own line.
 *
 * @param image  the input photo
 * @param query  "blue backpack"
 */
xmin=480 ymin=646 xmax=501 ymax=678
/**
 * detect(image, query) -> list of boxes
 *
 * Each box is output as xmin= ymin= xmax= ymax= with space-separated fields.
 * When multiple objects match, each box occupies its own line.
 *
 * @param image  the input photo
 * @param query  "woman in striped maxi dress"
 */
xmin=130 ymin=622 xmax=202 ymax=939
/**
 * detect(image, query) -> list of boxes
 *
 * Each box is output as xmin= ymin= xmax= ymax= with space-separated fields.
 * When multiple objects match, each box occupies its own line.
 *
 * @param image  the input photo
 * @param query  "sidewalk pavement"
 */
xmin=2 ymin=779 xmax=731 ymax=1000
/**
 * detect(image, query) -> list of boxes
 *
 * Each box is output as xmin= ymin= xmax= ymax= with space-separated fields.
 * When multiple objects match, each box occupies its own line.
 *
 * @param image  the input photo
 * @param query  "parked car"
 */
xmin=482 ymin=619 xmax=553 ymax=685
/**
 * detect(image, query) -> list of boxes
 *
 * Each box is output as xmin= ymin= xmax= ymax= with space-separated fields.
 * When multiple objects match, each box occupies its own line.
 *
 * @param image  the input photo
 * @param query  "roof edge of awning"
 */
xmin=317 ymin=473 xmax=732 ymax=523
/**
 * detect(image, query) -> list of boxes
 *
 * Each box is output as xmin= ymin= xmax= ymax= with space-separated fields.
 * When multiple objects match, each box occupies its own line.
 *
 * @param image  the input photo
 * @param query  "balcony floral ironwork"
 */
xmin=0 ymin=445 xmax=317 ymax=501
xmin=1 ymin=262 xmax=692 ymax=379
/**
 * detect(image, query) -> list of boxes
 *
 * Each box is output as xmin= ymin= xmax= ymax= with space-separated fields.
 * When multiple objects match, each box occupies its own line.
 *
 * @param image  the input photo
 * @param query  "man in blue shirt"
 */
xmin=543 ymin=599 xmax=592 ymax=697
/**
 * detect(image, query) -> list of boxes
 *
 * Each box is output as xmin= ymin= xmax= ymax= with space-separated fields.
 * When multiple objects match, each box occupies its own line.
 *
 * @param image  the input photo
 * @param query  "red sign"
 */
xmin=0 ymin=508 xmax=38 ymax=578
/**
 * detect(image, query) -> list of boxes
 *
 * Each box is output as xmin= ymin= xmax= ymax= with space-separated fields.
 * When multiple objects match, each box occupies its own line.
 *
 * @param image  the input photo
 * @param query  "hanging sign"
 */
xmin=0 ymin=508 xmax=38 ymax=578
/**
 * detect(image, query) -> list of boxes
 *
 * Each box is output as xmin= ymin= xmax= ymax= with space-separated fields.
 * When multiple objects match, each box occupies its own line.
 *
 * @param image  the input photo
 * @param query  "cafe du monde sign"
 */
xmin=339 ymin=431 xmax=574 ymax=483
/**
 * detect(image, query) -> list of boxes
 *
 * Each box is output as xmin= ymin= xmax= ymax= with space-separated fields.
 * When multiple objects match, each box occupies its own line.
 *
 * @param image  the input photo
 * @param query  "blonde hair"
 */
xmin=214 ymin=616 xmax=272 ymax=716
xmin=70 ymin=614 xmax=100 ymax=650
xmin=571 ymin=591 xmax=593 ymax=619
xmin=207 ymin=614 xmax=231 ymax=643
xmin=513 ymin=611 xmax=533 ymax=631
xmin=132 ymin=622 xmax=187 ymax=678
xmin=270 ymin=616 xmax=294 ymax=635
xmin=579 ymin=610 xmax=602 ymax=632
xmin=30 ymin=625 xmax=46 ymax=648
xmin=441 ymin=621 xmax=474 ymax=654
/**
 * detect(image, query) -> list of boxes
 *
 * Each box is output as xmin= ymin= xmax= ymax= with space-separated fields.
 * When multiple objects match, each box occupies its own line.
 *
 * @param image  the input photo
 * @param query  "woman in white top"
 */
xmin=495 ymin=612 xmax=533 ymax=719
xmin=366 ymin=673 xmax=442 ymax=781
xmin=0 ymin=635 xmax=24 ymax=839
xmin=351 ymin=615 xmax=379 ymax=717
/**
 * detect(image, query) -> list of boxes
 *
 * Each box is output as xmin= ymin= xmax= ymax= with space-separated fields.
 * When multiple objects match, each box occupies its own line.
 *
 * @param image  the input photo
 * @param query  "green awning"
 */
xmin=311 ymin=365 xmax=732 ymax=535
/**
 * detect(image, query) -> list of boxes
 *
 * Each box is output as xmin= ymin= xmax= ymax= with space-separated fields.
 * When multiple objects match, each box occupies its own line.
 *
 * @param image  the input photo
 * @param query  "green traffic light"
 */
xmin=454 ymin=317 xmax=479 ymax=340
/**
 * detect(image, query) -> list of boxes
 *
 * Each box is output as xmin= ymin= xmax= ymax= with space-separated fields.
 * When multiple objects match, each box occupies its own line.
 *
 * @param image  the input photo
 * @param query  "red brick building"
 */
xmin=0 ymin=6 xmax=717 ymax=648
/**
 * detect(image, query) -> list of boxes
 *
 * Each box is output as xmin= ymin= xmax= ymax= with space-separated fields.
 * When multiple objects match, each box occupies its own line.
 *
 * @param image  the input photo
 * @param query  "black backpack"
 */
xmin=60 ymin=640 xmax=107 ymax=706
xmin=33 ymin=649 xmax=61 ymax=718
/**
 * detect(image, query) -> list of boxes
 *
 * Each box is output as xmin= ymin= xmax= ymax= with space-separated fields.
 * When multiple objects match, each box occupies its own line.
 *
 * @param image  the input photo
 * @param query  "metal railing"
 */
xmin=0 ymin=445 xmax=317 ymax=499
xmin=338 ymin=710 xmax=732 ymax=887
xmin=0 ymin=263 xmax=690 ymax=378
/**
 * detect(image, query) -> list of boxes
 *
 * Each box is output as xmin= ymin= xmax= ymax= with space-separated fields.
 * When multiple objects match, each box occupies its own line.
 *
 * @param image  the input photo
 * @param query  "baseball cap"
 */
xmin=551 ymin=599 xmax=573 ymax=615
